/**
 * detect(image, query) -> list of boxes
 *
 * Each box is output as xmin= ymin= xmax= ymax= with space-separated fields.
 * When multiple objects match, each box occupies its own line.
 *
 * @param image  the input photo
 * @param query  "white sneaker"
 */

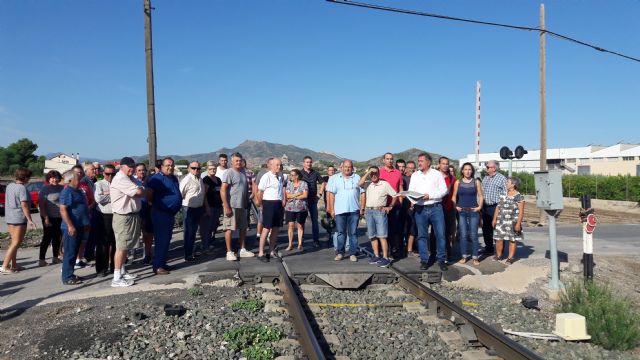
xmin=226 ymin=251 xmax=238 ymax=261
xmin=111 ymin=278 xmax=134 ymax=287
xmin=122 ymin=273 xmax=137 ymax=280
xmin=239 ymin=248 xmax=255 ymax=258
xmin=334 ymin=254 xmax=343 ymax=261
xmin=350 ymin=255 xmax=358 ymax=262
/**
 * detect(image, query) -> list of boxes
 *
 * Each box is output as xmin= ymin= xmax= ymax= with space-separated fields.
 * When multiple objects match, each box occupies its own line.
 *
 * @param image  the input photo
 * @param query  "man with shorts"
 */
xmin=362 ymin=166 xmax=397 ymax=268
xmin=221 ymin=153 xmax=254 ymax=261
xmin=109 ymin=157 xmax=145 ymax=287
xmin=256 ymin=158 xmax=285 ymax=262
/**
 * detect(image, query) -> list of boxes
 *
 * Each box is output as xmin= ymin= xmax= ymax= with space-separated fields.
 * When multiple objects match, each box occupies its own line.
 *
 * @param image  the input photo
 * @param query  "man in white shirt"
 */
xmin=256 ymin=158 xmax=285 ymax=262
xmin=110 ymin=157 xmax=145 ymax=287
xmin=408 ymin=153 xmax=449 ymax=271
xmin=216 ymin=154 xmax=228 ymax=181
xmin=179 ymin=161 xmax=208 ymax=262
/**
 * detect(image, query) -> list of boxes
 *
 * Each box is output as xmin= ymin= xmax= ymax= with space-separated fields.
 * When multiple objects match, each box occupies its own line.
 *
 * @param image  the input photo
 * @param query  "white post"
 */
xmin=475 ymin=81 xmax=481 ymax=169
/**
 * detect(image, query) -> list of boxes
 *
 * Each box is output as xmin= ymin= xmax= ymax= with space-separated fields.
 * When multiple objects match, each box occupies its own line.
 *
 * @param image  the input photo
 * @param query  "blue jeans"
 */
xmin=307 ymin=200 xmax=320 ymax=241
xmin=61 ymin=226 xmax=84 ymax=283
xmin=414 ymin=203 xmax=446 ymax=263
xmin=182 ymin=206 xmax=203 ymax=259
xmin=458 ymin=210 xmax=480 ymax=259
xmin=335 ymin=211 xmax=359 ymax=256
xmin=365 ymin=209 xmax=388 ymax=239
xmin=152 ymin=209 xmax=175 ymax=270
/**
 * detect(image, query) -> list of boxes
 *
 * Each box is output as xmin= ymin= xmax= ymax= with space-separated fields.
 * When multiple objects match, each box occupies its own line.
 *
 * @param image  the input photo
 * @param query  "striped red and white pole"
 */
xmin=475 ymin=81 xmax=481 ymax=168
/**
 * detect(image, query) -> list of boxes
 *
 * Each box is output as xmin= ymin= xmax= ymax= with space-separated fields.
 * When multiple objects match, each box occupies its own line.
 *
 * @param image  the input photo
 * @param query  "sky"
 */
xmin=1 ymin=0 xmax=639 ymax=162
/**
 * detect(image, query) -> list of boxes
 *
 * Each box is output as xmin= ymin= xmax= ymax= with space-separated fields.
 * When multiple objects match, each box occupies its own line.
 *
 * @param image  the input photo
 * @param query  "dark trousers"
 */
xmin=152 ymin=209 xmax=175 ymax=270
xmin=61 ymin=226 xmax=84 ymax=283
xmin=481 ymin=204 xmax=497 ymax=252
xmin=95 ymin=213 xmax=116 ymax=273
xmin=83 ymin=208 xmax=100 ymax=260
xmin=182 ymin=206 xmax=203 ymax=259
xmin=40 ymin=217 xmax=62 ymax=260
xmin=308 ymin=200 xmax=320 ymax=241
xmin=387 ymin=205 xmax=403 ymax=253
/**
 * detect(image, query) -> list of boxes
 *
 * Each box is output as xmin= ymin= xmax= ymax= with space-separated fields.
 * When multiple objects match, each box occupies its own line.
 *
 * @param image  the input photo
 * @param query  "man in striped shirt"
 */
xmin=481 ymin=160 xmax=507 ymax=254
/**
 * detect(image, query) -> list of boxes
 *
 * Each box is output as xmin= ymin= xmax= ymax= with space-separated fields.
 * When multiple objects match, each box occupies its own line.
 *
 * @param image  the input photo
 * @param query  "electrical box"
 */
xmin=534 ymin=170 xmax=564 ymax=210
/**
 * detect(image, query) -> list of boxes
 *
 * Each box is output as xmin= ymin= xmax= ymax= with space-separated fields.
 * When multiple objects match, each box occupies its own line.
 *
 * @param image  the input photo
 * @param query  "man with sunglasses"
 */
xmin=481 ymin=160 xmax=507 ymax=255
xmin=362 ymin=165 xmax=398 ymax=267
xmin=94 ymin=164 xmax=116 ymax=277
xmin=179 ymin=161 xmax=208 ymax=262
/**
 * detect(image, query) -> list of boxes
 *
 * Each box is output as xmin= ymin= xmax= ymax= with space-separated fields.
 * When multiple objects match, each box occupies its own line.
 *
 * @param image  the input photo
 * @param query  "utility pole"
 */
xmin=539 ymin=4 xmax=547 ymax=225
xmin=144 ymin=0 xmax=158 ymax=168
xmin=539 ymin=4 xmax=546 ymax=172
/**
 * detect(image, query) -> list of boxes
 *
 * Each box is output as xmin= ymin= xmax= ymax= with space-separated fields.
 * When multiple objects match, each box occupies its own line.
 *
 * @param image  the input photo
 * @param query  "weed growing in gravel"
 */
xmin=187 ymin=287 xmax=203 ymax=297
xmin=557 ymin=280 xmax=640 ymax=351
xmin=223 ymin=324 xmax=282 ymax=359
xmin=231 ymin=299 xmax=265 ymax=312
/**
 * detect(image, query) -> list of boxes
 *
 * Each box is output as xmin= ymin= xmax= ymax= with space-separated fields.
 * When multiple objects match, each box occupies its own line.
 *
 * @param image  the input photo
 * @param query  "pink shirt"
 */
xmin=379 ymin=167 xmax=403 ymax=206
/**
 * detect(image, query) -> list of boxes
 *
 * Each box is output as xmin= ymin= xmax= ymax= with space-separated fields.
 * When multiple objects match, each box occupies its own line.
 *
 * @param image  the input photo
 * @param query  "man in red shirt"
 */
xmin=377 ymin=153 xmax=404 ymax=258
xmin=429 ymin=157 xmax=457 ymax=263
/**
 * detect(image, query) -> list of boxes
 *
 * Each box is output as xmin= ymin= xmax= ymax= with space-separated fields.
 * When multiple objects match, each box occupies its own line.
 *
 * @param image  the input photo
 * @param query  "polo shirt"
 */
xmin=258 ymin=171 xmax=284 ymax=201
xmin=147 ymin=172 xmax=182 ymax=215
xmin=326 ymin=173 xmax=364 ymax=215
xmin=110 ymin=171 xmax=142 ymax=214
xmin=59 ymin=185 xmax=90 ymax=229
xmin=300 ymin=168 xmax=324 ymax=201
xmin=408 ymin=168 xmax=448 ymax=206
xmin=379 ymin=167 xmax=403 ymax=206
xmin=365 ymin=180 xmax=397 ymax=208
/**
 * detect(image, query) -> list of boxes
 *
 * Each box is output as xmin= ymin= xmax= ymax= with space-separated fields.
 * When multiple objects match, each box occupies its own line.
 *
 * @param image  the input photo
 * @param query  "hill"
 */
xmin=134 ymin=140 xmax=344 ymax=168
xmin=354 ymin=148 xmax=458 ymax=169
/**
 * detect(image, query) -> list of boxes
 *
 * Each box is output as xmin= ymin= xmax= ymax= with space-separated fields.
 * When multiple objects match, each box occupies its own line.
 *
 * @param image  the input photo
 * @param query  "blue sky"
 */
xmin=1 ymin=0 xmax=639 ymax=161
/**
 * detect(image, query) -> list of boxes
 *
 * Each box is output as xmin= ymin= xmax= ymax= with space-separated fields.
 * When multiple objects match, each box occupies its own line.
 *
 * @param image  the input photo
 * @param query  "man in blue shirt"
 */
xmin=326 ymin=160 xmax=364 ymax=262
xmin=147 ymin=157 xmax=182 ymax=275
xmin=59 ymin=171 xmax=90 ymax=285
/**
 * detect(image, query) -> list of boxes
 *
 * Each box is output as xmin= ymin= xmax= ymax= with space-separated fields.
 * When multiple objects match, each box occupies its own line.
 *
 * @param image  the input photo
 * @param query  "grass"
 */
xmin=231 ymin=299 xmax=265 ymax=313
xmin=223 ymin=324 xmax=282 ymax=359
xmin=557 ymin=280 xmax=640 ymax=351
xmin=187 ymin=287 xmax=203 ymax=297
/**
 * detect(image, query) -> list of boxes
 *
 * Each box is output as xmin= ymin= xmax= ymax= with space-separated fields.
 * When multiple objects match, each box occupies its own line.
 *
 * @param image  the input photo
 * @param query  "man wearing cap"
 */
xmin=147 ymin=157 xmax=182 ymax=275
xmin=109 ymin=157 xmax=145 ymax=287
xmin=179 ymin=161 xmax=208 ymax=262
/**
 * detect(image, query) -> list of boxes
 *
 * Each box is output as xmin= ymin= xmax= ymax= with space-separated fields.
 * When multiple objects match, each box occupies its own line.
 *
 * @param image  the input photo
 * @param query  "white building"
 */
xmin=44 ymin=153 xmax=79 ymax=175
xmin=459 ymin=143 xmax=640 ymax=176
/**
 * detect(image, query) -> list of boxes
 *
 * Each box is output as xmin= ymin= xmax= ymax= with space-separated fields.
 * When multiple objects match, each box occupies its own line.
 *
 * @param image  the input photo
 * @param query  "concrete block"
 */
xmin=460 ymin=350 xmax=501 ymax=360
xmin=438 ymin=331 xmax=464 ymax=348
xmin=418 ymin=315 xmax=449 ymax=325
xmin=275 ymin=357 xmax=296 ymax=360
xmin=307 ymin=304 xmax=322 ymax=314
xmin=262 ymin=292 xmax=283 ymax=301
xmin=403 ymin=303 xmax=427 ymax=313
xmin=269 ymin=316 xmax=284 ymax=325
xmin=385 ymin=290 xmax=407 ymax=298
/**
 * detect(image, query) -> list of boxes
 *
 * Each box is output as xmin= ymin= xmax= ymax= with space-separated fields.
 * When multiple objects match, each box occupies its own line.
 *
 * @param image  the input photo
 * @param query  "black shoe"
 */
xmin=420 ymin=262 xmax=429 ymax=270
xmin=163 ymin=265 xmax=175 ymax=271
xmin=482 ymin=248 xmax=494 ymax=255
xmin=185 ymin=257 xmax=197 ymax=262
xmin=313 ymin=240 xmax=320 ymax=248
xmin=257 ymin=255 xmax=269 ymax=263
xmin=142 ymin=256 xmax=152 ymax=265
xmin=439 ymin=263 xmax=448 ymax=271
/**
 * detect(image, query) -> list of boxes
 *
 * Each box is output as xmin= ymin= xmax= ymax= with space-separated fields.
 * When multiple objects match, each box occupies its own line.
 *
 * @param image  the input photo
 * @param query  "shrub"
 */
xmin=243 ymin=344 xmax=277 ymax=360
xmin=187 ymin=287 xmax=203 ymax=297
xmin=231 ymin=299 xmax=265 ymax=312
xmin=223 ymin=324 xmax=282 ymax=352
xmin=557 ymin=280 xmax=640 ymax=351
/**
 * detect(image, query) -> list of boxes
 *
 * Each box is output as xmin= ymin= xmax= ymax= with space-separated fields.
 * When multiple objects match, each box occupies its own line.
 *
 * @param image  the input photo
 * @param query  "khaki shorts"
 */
xmin=222 ymin=208 xmax=248 ymax=231
xmin=113 ymin=213 xmax=141 ymax=250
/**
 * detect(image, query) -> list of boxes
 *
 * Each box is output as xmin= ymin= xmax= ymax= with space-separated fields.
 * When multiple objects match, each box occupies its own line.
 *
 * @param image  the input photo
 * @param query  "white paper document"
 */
xmin=396 ymin=190 xmax=424 ymax=204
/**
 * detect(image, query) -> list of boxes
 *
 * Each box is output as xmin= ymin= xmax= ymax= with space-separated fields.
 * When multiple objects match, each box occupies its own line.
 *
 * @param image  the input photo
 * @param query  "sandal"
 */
xmin=285 ymin=246 xmax=293 ymax=251
xmin=297 ymin=246 xmax=304 ymax=252
xmin=63 ymin=278 xmax=83 ymax=285
xmin=10 ymin=265 xmax=25 ymax=271
xmin=492 ymin=256 xmax=501 ymax=261
xmin=505 ymin=258 xmax=514 ymax=265
xmin=0 ymin=267 xmax=17 ymax=275
xmin=473 ymin=259 xmax=481 ymax=266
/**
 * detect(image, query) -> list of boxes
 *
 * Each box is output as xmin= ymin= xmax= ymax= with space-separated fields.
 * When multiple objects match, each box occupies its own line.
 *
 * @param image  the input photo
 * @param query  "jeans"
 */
xmin=458 ymin=210 xmax=480 ymax=259
xmin=307 ymin=200 xmax=320 ymax=241
xmin=199 ymin=207 xmax=222 ymax=251
xmin=365 ymin=209 xmax=388 ymax=239
xmin=482 ymin=204 xmax=497 ymax=252
xmin=182 ymin=206 xmax=203 ymax=259
xmin=335 ymin=211 xmax=359 ymax=256
xmin=414 ymin=203 xmax=446 ymax=263
xmin=61 ymin=226 xmax=84 ymax=283
xmin=152 ymin=209 xmax=175 ymax=270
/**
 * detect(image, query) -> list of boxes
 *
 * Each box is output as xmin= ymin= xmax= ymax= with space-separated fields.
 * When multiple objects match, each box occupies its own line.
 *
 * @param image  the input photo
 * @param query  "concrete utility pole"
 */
xmin=144 ymin=0 xmax=158 ymax=168
xmin=539 ymin=4 xmax=546 ymax=172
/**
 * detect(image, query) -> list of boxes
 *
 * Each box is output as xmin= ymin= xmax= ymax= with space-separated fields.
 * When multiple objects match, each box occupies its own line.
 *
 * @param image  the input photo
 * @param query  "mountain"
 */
xmin=134 ymin=140 xmax=345 ymax=168
xmin=355 ymin=148 xmax=458 ymax=169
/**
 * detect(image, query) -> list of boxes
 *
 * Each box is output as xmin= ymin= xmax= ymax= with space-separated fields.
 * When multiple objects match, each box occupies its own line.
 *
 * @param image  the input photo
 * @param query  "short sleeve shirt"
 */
xmin=365 ymin=180 xmax=397 ymax=208
xmin=326 ymin=173 xmax=364 ymax=215
xmin=300 ymin=169 xmax=324 ymax=200
xmin=482 ymin=173 xmax=507 ymax=205
xmin=5 ymin=183 xmax=29 ymax=224
xmin=285 ymin=181 xmax=308 ymax=212
xmin=59 ymin=186 xmax=90 ymax=228
xmin=258 ymin=171 xmax=284 ymax=201
xmin=203 ymin=176 xmax=223 ymax=208
xmin=39 ymin=185 xmax=63 ymax=218
xmin=222 ymin=169 xmax=248 ymax=209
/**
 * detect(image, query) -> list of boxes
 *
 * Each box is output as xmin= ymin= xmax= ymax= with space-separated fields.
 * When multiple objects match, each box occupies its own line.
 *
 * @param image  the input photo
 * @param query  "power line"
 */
xmin=326 ymin=0 xmax=640 ymax=63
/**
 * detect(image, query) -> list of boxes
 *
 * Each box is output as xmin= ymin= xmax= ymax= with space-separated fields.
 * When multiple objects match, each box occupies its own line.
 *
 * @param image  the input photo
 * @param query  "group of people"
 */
xmin=1 ymin=150 xmax=526 ymax=286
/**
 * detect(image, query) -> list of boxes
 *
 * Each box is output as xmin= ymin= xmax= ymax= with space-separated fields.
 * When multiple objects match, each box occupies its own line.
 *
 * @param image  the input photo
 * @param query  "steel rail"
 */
xmin=390 ymin=266 xmax=544 ymax=360
xmin=276 ymin=259 xmax=326 ymax=360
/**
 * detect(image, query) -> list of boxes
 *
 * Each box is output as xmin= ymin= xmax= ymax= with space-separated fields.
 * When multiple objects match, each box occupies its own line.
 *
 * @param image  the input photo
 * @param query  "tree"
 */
xmin=175 ymin=159 xmax=190 ymax=166
xmin=0 ymin=138 xmax=44 ymax=175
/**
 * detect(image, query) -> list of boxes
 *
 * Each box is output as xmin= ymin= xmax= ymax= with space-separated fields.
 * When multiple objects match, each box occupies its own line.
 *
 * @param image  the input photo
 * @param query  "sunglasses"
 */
xmin=370 ymin=172 xmax=379 ymax=176
xmin=190 ymin=167 xmax=200 ymax=170
xmin=104 ymin=173 xmax=115 ymax=176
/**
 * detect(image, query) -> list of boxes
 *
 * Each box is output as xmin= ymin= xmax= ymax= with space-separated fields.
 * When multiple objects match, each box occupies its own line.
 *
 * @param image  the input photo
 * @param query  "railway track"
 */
xmin=274 ymin=257 xmax=543 ymax=360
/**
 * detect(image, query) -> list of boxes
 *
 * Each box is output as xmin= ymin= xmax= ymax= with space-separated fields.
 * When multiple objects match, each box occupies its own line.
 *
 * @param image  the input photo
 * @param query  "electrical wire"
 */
xmin=326 ymin=0 xmax=640 ymax=63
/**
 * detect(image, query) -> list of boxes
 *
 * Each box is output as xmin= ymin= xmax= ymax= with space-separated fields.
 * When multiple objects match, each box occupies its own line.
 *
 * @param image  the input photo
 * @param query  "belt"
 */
xmin=460 ymin=207 xmax=476 ymax=212
xmin=415 ymin=203 xmax=440 ymax=208
xmin=365 ymin=207 xmax=384 ymax=210
xmin=484 ymin=203 xmax=497 ymax=207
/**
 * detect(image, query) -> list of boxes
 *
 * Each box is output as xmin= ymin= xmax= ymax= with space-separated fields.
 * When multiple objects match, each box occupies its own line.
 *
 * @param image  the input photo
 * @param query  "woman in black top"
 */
xmin=199 ymin=161 xmax=223 ymax=252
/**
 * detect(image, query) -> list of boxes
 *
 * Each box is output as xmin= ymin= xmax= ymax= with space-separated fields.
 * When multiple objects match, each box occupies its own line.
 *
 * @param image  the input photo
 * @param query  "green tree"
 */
xmin=0 ymin=138 xmax=43 ymax=175
xmin=175 ymin=159 xmax=190 ymax=166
